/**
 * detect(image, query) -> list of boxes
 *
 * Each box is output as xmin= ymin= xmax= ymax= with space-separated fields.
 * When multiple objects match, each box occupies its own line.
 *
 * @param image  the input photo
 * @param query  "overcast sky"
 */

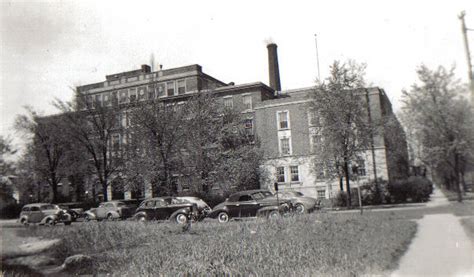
xmin=1 ymin=0 xmax=473 ymax=151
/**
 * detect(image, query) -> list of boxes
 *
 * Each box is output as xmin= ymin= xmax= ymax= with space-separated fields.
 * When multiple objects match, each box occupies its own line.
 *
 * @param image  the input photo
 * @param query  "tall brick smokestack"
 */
xmin=267 ymin=43 xmax=281 ymax=91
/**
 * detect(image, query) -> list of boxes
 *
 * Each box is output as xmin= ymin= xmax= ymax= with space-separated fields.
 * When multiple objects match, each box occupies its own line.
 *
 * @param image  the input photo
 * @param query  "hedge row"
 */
xmin=334 ymin=176 xmax=433 ymax=207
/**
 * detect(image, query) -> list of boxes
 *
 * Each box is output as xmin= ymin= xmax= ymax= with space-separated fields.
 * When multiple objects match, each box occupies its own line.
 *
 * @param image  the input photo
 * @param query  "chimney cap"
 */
xmin=267 ymin=43 xmax=277 ymax=48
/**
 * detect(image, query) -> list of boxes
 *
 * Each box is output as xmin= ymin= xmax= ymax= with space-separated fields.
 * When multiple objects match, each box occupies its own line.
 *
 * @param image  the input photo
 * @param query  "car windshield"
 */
xmin=283 ymin=191 xmax=303 ymax=197
xmin=252 ymin=191 xmax=271 ymax=200
xmin=40 ymin=204 xmax=57 ymax=210
xmin=116 ymin=202 xmax=126 ymax=207
xmin=171 ymin=198 xmax=189 ymax=205
xmin=178 ymin=197 xmax=209 ymax=208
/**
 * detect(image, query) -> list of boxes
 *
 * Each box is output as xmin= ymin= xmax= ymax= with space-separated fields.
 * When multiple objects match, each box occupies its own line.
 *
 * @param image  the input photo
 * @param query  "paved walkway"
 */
xmin=392 ymin=188 xmax=474 ymax=277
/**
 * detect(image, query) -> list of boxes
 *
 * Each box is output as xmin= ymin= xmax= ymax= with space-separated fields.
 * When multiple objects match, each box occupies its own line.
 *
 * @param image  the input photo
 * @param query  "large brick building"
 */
xmin=73 ymin=43 xmax=407 ymax=200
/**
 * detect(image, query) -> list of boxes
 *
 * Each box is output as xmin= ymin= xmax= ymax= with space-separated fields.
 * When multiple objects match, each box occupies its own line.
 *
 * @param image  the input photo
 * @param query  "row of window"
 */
xmin=85 ymin=79 xmax=187 ymax=108
xmin=223 ymin=94 xmax=253 ymax=110
xmin=314 ymin=159 xmax=366 ymax=180
xmin=276 ymin=165 xmax=300 ymax=183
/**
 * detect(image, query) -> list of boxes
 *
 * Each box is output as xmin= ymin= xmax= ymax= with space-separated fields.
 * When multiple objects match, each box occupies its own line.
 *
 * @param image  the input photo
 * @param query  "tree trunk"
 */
xmin=102 ymin=183 xmax=108 ymax=202
xmin=51 ymin=172 xmax=58 ymax=203
xmin=344 ymin=160 xmax=352 ymax=208
xmin=454 ymin=153 xmax=463 ymax=203
xmin=460 ymin=170 xmax=467 ymax=195
xmin=339 ymin=176 xmax=344 ymax=191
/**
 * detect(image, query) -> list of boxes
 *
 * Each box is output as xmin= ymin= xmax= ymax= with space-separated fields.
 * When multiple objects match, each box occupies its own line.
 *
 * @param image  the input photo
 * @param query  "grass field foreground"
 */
xmin=17 ymin=212 xmax=416 ymax=276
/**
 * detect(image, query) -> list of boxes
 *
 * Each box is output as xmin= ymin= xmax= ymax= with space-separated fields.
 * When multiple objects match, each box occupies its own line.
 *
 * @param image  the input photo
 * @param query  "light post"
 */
xmin=352 ymin=166 xmax=363 ymax=215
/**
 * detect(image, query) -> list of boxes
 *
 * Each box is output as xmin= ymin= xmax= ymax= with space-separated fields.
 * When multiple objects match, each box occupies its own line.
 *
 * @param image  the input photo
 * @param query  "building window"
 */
xmin=157 ymin=83 xmax=165 ymax=97
xmin=103 ymin=93 xmax=110 ymax=106
xmin=317 ymin=190 xmax=326 ymax=199
xmin=308 ymin=108 xmax=320 ymax=126
xmin=356 ymin=159 xmax=366 ymax=176
xmin=167 ymin=81 xmax=175 ymax=96
xmin=316 ymin=163 xmax=325 ymax=180
xmin=111 ymin=91 xmax=118 ymax=106
xmin=148 ymin=85 xmax=156 ymax=99
xmin=138 ymin=87 xmax=146 ymax=100
xmin=119 ymin=90 xmax=128 ymax=103
xmin=277 ymin=111 xmax=289 ymax=129
xmin=276 ymin=166 xmax=285 ymax=183
xmin=280 ymin=137 xmax=291 ymax=155
xmin=129 ymin=88 xmax=137 ymax=102
xmin=94 ymin=94 xmax=102 ymax=108
xmin=290 ymin=166 xmax=299 ymax=182
xmin=311 ymin=134 xmax=323 ymax=153
xmin=244 ymin=118 xmax=253 ymax=135
xmin=121 ymin=113 xmax=128 ymax=128
xmin=177 ymin=79 xmax=186 ymax=94
xmin=111 ymin=134 xmax=121 ymax=151
xmin=243 ymin=95 xmax=252 ymax=110
xmin=224 ymin=96 xmax=233 ymax=108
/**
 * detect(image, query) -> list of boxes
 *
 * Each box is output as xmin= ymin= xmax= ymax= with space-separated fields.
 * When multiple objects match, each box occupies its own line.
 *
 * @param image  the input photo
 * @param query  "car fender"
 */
xmin=40 ymin=214 xmax=58 ymax=224
xmin=132 ymin=211 xmax=148 ymax=220
xmin=18 ymin=215 xmax=29 ymax=224
xmin=106 ymin=210 xmax=121 ymax=219
xmin=84 ymin=211 xmax=97 ymax=220
xmin=208 ymin=207 xmax=230 ymax=218
xmin=170 ymin=207 xmax=191 ymax=220
xmin=62 ymin=213 xmax=72 ymax=222
xmin=256 ymin=205 xmax=279 ymax=217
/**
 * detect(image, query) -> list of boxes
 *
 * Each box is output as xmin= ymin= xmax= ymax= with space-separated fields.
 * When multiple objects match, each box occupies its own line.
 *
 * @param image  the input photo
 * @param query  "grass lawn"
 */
xmin=17 ymin=212 xmax=416 ymax=276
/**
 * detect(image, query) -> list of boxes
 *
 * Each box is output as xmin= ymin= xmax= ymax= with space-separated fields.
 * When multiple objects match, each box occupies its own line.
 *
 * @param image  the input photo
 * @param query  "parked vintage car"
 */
xmin=208 ymin=189 xmax=293 ymax=223
xmin=83 ymin=201 xmax=135 ymax=221
xmin=275 ymin=191 xmax=320 ymax=214
xmin=57 ymin=202 xmax=85 ymax=221
xmin=132 ymin=196 xmax=211 ymax=224
xmin=18 ymin=203 xmax=72 ymax=226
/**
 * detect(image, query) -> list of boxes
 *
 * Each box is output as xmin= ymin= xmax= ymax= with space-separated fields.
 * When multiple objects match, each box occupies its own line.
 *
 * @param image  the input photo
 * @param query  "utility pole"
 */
xmin=459 ymin=11 xmax=474 ymax=104
xmin=314 ymin=34 xmax=321 ymax=82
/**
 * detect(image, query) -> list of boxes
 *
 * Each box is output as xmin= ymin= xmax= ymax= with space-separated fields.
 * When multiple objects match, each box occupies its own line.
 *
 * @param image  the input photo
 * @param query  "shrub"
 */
xmin=0 ymin=202 xmax=22 ymax=219
xmin=360 ymin=179 xmax=390 ymax=205
xmin=406 ymin=176 xmax=433 ymax=202
xmin=388 ymin=177 xmax=433 ymax=203
xmin=333 ymin=191 xmax=360 ymax=208
xmin=388 ymin=180 xmax=410 ymax=203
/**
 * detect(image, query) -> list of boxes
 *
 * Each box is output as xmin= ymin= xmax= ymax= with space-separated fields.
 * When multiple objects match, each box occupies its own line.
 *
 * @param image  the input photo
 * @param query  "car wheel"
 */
xmin=20 ymin=218 xmax=29 ymax=227
xmin=295 ymin=203 xmax=306 ymax=214
xmin=137 ymin=215 xmax=147 ymax=222
xmin=64 ymin=221 xmax=72 ymax=226
xmin=217 ymin=212 xmax=230 ymax=223
xmin=84 ymin=215 xmax=91 ymax=222
xmin=175 ymin=213 xmax=188 ymax=224
xmin=45 ymin=218 xmax=56 ymax=226
xmin=107 ymin=214 xmax=114 ymax=221
xmin=267 ymin=210 xmax=280 ymax=220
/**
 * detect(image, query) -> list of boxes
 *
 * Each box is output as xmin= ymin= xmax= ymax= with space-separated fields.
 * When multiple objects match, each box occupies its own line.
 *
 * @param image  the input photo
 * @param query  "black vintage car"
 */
xmin=132 ymin=197 xmax=211 ymax=224
xmin=208 ymin=190 xmax=293 ymax=223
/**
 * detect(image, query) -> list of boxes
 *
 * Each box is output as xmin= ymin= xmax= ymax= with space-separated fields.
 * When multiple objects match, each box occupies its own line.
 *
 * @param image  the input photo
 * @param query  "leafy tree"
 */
xmin=0 ymin=136 xmax=17 ymax=201
xmin=125 ymin=97 xmax=188 ymax=196
xmin=309 ymin=60 xmax=375 ymax=208
xmin=15 ymin=109 xmax=73 ymax=203
xmin=400 ymin=65 xmax=474 ymax=202
xmin=180 ymin=92 xmax=265 ymax=195
xmin=125 ymin=91 xmax=266 ymax=198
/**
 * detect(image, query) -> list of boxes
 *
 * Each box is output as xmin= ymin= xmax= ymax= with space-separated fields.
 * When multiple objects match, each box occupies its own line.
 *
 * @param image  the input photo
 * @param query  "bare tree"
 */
xmin=55 ymin=90 xmax=125 ymax=202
